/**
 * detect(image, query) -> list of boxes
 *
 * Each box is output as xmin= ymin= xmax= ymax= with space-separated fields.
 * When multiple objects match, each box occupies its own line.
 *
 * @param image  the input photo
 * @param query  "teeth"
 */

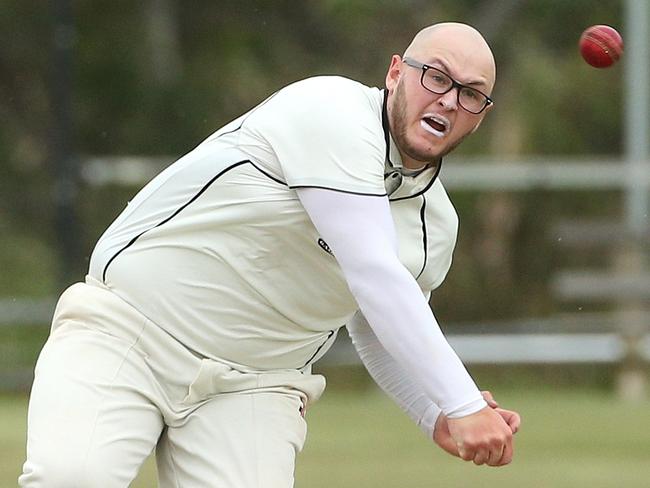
xmin=421 ymin=120 xmax=443 ymax=137
xmin=421 ymin=115 xmax=448 ymax=138
xmin=431 ymin=114 xmax=449 ymax=129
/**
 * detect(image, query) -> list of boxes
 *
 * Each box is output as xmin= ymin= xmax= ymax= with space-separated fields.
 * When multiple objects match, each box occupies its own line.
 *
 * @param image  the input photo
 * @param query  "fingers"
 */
xmin=481 ymin=410 xmax=518 ymax=466
xmin=460 ymin=435 xmax=510 ymax=467
xmin=472 ymin=448 xmax=490 ymax=466
xmin=438 ymin=401 xmax=519 ymax=467
xmin=481 ymin=390 xmax=499 ymax=408
xmin=472 ymin=449 xmax=497 ymax=466
xmin=478 ymin=429 xmax=510 ymax=467
xmin=496 ymin=408 xmax=522 ymax=434
xmin=457 ymin=446 xmax=474 ymax=462
xmin=449 ymin=407 xmax=514 ymax=468
xmin=498 ymin=436 xmax=514 ymax=466
xmin=481 ymin=388 xmax=522 ymax=435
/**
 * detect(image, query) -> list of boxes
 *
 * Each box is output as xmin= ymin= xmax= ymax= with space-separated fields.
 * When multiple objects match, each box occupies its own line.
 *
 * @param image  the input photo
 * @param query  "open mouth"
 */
xmin=421 ymin=114 xmax=449 ymax=137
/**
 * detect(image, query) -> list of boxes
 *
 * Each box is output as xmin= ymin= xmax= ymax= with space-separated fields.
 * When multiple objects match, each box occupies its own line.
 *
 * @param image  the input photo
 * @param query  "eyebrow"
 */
xmin=428 ymin=58 xmax=487 ymax=87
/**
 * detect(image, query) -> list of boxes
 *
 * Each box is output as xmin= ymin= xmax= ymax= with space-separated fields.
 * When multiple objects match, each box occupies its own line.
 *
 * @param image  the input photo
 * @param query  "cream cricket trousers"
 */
xmin=19 ymin=279 xmax=326 ymax=488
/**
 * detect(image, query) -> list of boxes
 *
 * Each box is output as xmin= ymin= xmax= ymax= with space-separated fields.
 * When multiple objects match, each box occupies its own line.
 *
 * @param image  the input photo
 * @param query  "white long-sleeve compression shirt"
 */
xmin=296 ymin=187 xmax=486 ymax=419
xmin=347 ymin=310 xmax=441 ymax=438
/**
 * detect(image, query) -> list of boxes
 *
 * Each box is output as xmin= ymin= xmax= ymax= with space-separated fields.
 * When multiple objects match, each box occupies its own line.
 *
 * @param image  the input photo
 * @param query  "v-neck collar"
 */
xmin=381 ymin=89 xmax=443 ymax=201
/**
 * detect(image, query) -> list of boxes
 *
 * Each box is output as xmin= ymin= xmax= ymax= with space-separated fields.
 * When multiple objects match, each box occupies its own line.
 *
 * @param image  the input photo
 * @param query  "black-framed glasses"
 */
xmin=403 ymin=57 xmax=493 ymax=114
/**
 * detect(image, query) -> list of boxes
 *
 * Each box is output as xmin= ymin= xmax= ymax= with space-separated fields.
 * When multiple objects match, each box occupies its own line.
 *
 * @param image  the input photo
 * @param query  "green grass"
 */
xmin=3 ymin=382 xmax=650 ymax=487
xmin=298 ymin=384 xmax=650 ymax=488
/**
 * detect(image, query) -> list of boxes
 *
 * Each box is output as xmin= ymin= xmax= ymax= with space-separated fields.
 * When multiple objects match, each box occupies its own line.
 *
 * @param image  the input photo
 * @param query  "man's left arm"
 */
xmin=347 ymin=309 xmax=521 ymax=462
xmin=347 ymin=310 xmax=441 ymax=439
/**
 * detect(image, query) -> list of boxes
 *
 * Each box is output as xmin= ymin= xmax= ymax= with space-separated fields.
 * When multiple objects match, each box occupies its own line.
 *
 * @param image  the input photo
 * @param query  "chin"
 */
xmin=404 ymin=147 xmax=443 ymax=164
xmin=407 ymin=138 xmax=448 ymax=162
xmin=417 ymin=130 xmax=467 ymax=160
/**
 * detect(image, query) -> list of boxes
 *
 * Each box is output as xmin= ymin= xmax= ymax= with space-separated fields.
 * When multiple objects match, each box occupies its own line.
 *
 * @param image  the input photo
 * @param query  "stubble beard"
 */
xmin=390 ymin=81 xmax=467 ymax=163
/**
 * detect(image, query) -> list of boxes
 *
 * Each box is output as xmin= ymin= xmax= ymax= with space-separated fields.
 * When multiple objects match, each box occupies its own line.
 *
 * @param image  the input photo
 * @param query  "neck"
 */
xmin=402 ymin=155 xmax=440 ymax=172
xmin=403 ymin=160 xmax=427 ymax=171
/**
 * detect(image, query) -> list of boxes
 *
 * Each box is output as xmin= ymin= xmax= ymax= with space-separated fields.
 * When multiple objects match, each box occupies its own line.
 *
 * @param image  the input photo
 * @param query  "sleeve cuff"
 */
xmin=444 ymin=397 xmax=488 ymax=419
xmin=417 ymin=402 xmax=442 ymax=439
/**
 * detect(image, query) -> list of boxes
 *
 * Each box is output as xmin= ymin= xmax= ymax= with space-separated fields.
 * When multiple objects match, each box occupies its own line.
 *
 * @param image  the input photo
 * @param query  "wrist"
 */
xmin=445 ymin=397 xmax=488 ymax=419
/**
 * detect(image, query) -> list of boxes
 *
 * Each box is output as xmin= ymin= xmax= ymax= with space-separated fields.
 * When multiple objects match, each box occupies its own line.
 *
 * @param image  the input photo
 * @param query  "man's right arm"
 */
xmin=297 ymin=187 xmax=513 ymax=464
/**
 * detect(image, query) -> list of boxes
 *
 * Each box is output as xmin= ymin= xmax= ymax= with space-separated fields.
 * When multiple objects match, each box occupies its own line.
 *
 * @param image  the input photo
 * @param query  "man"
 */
xmin=21 ymin=22 xmax=520 ymax=487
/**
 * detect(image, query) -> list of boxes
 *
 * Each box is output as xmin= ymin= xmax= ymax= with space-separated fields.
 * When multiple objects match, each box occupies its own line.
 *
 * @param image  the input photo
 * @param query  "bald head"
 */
xmin=384 ymin=22 xmax=497 ymax=168
xmin=404 ymin=23 xmax=496 ymax=93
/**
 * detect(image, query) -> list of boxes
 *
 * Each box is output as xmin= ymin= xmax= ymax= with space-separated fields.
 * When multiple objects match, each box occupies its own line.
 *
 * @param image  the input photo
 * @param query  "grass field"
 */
xmin=3 ymin=379 xmax=650 ymax=487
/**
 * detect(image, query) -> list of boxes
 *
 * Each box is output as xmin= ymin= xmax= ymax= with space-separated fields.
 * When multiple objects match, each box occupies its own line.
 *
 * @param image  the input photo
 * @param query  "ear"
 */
xmin=385 ymin=54 xmax=403 ymax=93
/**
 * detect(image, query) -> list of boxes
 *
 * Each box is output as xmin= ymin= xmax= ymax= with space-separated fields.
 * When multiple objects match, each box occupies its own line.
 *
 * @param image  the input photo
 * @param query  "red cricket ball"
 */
xmin=579 ymin=25 xmax=624 ymax=68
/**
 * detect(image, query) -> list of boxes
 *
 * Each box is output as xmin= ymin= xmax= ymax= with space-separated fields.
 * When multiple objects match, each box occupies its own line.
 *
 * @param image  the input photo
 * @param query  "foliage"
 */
xmin=0 ymin=0 xmax=630 ymax=322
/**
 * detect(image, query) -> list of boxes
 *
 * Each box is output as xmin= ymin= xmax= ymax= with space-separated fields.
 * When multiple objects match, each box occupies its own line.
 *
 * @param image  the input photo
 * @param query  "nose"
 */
xmin=437 ymin=87 xmax=458 ymax=111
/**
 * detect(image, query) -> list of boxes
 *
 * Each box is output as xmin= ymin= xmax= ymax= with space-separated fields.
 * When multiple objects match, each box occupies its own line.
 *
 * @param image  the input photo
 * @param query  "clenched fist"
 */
xmin=433 ymin=391 xmax=521 ymax=466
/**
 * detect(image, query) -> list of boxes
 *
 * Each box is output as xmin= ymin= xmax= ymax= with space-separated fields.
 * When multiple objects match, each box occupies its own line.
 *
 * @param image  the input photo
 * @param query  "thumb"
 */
xmin=481 ymin=390 xmax=499 ymax=408
xmin=496 ymin=408 xmax=521 ymax=434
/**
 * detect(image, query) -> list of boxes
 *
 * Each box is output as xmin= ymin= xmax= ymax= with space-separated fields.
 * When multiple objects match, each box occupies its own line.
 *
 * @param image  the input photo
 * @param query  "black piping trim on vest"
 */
xmin=300 ymin=329 xmax=336 ymax=369
xmin=415 ymin=195 xmax=428 ymax=280
xmin=381 ymin=90 xmax=393 ymax=168
xmin=215 ymin=90 xmax=281 ymax=139
xmin=102 ymin=159 xmax=285 ymax=282
xmin=290 ymin=185 xmax=387 ymax=197
xmin=389 ymin=162 xmax=442 ymax=202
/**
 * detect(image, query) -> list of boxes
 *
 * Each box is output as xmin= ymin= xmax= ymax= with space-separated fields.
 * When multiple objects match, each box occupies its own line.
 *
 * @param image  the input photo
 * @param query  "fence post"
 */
xmin=614 ymin=243 xmax=648 ymax=400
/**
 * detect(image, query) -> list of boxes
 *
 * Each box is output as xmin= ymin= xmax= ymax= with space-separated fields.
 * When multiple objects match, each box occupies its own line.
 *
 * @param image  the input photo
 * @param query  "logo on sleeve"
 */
xmin=317 ymin=238 xmax=334 ymax=256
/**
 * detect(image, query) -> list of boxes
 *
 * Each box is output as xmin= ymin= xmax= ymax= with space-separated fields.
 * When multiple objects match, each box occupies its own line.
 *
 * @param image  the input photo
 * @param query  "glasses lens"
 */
xmin=421 ymin=68 xmax=452 ymax=94
xmin=419 ymin=65 xmax=490 ymax=114
xmin=458 ymin=87 xmax=488 ymax=114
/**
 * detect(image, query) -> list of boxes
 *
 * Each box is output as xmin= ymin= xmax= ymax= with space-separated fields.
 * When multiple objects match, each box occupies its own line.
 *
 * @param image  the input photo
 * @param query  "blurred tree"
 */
xmin=0 ymin=0 xmax=626 ymax=327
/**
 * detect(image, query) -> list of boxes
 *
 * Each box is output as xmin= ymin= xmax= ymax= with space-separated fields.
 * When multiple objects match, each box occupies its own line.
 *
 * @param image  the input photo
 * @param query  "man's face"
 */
xmin=385 ymin=26 xmax=495 ymax=167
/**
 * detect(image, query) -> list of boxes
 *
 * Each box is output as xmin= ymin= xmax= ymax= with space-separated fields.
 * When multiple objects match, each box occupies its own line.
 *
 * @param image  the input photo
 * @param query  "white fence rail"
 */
xmin=79 ymin=156 xmax=650 ymax=191
xmin=3 ymin=297 xmax=649 ymax=365
xmin=325 ymin=332 xmax=650 ymax=366
xmin=3 ymin=157 xmax=647 ymax=375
